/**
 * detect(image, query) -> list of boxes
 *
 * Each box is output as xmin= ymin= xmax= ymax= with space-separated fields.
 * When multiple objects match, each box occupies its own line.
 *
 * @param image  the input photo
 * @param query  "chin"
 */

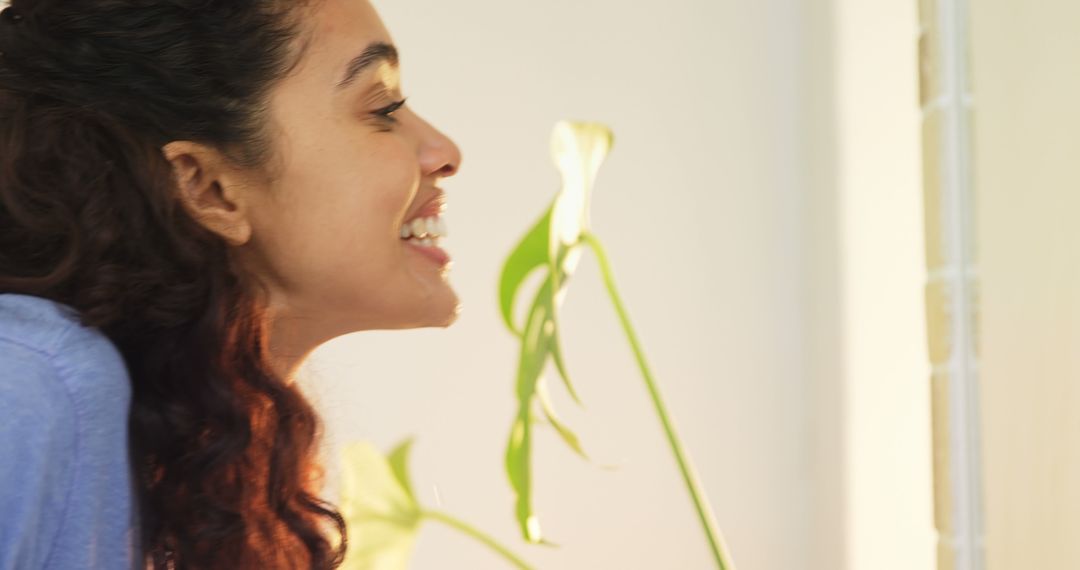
xmin=428 ymin=294 xmax=462 ymax=328
xmin=388 ymin=290 xmax=461 ymax=330
xmin=437 ymin=301 xmax=463 ymax=327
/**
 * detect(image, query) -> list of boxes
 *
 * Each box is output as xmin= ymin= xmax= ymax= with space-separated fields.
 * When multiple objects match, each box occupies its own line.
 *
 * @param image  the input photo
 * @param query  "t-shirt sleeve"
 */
xmin=0 ymin=340 xmax=78 ymax=570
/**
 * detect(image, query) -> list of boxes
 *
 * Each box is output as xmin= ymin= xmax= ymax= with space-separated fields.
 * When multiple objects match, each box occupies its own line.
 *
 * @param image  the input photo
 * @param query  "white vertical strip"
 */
xmin=938 ymin=0 xmax=985 ymax=567
xmin=833 ymin=0 xmax=934 ymax=567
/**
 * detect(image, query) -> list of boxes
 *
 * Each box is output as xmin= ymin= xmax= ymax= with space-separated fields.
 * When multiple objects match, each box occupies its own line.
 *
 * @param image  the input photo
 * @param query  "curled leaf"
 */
xmin=498 ymin=200 xmax=554 ymax=337
xmin=549 ymin=120 xmax=615 ymax=251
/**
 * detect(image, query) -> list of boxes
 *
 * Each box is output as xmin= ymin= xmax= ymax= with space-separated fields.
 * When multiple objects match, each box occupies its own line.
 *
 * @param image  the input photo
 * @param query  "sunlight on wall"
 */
xmin=832 ymin=0 xmax=937 ymax=568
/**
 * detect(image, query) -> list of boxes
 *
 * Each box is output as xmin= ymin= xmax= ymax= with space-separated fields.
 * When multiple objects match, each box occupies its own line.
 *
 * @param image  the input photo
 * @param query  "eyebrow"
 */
xmin=336 ymin=41 xmax=399 ymax=90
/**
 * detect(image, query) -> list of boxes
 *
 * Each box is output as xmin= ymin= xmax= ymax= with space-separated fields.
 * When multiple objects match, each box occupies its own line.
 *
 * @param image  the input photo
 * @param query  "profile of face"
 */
xmin=164 ymin=0 xmax=463 ymax=375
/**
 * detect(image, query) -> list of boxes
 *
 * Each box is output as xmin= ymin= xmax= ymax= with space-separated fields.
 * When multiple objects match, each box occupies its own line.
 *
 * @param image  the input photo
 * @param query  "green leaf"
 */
xmin=505 ymin=412 xmax=539 ymax=543
xmin=516 ymin=277 xmax=553 ymax=400
xmin=501 ymin=120 xmax=617 ymax=551
xmin=546 ymin=243 xmax=584 ymax=408
xmin=535 ymin=376 xmax=589 ymax=461
xmin=504 ymin=273 xmax=584 ymax=547
xmin=505 ymin=274 xmax=554 ymax=544
xmin=547 ymin=313 xmax=583 ymax=408
xmin=498 ymin=200 xmax=555 ymax=337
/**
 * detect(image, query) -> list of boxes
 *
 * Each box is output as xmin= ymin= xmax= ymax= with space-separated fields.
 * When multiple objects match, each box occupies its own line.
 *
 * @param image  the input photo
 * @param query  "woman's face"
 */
xmin=228 ymin=0 xmax=463 ymax=366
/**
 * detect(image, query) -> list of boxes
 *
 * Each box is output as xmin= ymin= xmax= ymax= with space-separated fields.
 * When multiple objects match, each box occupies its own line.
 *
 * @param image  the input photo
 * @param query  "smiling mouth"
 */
xmin=402 ymin=232 xmax=451 ymax=266
xmin=399 ymin=214 xmax=448 ymax=244
xmin=399 ymin=189 xmax=450 ymax=265
xmin=400 ymin=215 xmax=448 ymax=264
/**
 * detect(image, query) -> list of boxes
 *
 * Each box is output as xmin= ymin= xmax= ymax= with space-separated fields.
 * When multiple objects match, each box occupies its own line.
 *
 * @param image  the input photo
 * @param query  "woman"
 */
xmin=0 ymin=0 xmax=462 ymax=567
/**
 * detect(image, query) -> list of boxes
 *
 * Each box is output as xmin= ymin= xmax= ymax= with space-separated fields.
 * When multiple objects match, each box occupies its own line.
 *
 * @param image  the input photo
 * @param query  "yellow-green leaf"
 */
xmin=387 ymin=437 xmax=416 ymax=503
xmin=339 ymin=440 xmax=422 ymax=570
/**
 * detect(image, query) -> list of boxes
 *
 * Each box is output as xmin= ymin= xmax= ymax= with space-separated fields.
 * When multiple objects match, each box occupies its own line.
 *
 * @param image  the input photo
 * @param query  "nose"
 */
xmin=415 ymin=113 xmax=463 ymax=179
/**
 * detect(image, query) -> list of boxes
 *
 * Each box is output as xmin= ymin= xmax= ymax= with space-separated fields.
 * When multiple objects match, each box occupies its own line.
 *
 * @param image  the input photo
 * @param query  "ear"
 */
xmin=161 ymin=140 xmax=253 ymax=246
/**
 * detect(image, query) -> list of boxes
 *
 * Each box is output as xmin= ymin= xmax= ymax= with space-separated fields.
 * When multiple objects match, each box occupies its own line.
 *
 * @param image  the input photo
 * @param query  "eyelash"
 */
xmin=373 ymin=97 xmax=408 ymax=125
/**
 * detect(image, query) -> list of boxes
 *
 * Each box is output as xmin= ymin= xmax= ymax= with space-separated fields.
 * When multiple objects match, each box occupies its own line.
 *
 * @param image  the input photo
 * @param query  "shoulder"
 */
xmin=0 ymin=293 xmax=82 ymax=357
xmin=0 ymin=294 xmax=140 ymax=569
xmin=0 ymin=293 xmax=78 ymax=435
xmin=0 ymin=293 xmax=131 ymax=413
xmin=0 ymin=335 xmax=77 ymax=462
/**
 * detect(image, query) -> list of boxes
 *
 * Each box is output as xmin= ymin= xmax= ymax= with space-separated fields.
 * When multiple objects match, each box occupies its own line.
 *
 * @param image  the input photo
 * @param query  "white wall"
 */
xmin=303 ymin=1 xmax=933 ymax=569
xmin=306 ymin=0 xmax=809 ymax=568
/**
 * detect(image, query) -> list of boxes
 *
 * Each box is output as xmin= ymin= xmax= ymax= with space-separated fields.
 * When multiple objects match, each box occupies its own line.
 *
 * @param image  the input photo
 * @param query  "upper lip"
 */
xmin=404 ymin=189 xmax=447 ymax=223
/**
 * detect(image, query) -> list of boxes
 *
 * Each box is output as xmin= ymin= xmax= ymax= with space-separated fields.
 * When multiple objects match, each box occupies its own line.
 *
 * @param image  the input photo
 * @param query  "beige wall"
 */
xmin=971 ymin=0 xmax=1080 ymax=568
xmin=312 ymin=1 xmax=813 ymax=568
xmin=304 ymin=0 xmax=934 ymax=569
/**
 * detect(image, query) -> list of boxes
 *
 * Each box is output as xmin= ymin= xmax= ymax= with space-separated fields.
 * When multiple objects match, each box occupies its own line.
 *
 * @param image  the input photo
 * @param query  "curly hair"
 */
xmin=0 ymin=0 xmax=347 ymax=567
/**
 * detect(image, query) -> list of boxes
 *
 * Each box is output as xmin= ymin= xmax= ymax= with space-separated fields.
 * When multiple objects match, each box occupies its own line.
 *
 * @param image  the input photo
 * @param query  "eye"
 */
xmin=373 ymin=97 xmax=408 ymax=125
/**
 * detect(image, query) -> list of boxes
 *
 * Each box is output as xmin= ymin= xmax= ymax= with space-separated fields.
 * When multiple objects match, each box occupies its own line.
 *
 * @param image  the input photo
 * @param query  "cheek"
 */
xmin=300 ymin=186 xmax=394 ymax=264
xmin=280 ymin=153 xmax=419 ymax=280
xmin=348 ymin=150 xmax=419 ymax=239
xmin=255 ymin=112 xmax=424 ymax=297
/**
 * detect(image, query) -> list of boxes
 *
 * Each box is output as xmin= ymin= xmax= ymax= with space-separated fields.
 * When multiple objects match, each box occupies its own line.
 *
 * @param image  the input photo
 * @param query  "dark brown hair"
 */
xmin=0 ymin=0 xmax=346 ymax=567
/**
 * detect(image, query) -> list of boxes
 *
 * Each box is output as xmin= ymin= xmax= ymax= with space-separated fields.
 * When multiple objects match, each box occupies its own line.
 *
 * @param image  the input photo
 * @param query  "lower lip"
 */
xmin=403 ymin=239 xmax=451 ymax=266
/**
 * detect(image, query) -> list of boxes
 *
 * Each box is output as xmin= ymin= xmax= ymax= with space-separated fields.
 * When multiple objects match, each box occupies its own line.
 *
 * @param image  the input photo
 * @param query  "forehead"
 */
xmin=295 ymin=0 xmax=394 ymax=79
xmin=310 ymin=0 xmax=390 ymax=41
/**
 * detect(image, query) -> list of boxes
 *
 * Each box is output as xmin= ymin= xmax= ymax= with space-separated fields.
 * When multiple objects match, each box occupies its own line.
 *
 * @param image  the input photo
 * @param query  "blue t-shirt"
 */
xmin=0 ymin=293 xmax=141 ymax=569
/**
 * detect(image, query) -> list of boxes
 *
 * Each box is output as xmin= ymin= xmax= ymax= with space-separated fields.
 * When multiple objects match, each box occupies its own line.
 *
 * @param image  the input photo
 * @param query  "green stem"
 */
xmin=422 ymin=509 xmax=536 ymax=570
xmin=579 ymin=231 xmax=736 ymax=570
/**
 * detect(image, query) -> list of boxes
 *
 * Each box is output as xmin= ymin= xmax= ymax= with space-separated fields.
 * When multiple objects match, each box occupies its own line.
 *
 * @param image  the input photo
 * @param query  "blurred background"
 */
xmin=297 ymin=0 xmax=1080 ymax=569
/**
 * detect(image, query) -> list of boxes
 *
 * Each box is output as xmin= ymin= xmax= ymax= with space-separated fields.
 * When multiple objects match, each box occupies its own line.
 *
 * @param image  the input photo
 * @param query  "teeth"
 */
xmin=410 ymin=218 xmax=426 ymax=238
xmin=401 ymin=215 xmax=448 ymax=240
